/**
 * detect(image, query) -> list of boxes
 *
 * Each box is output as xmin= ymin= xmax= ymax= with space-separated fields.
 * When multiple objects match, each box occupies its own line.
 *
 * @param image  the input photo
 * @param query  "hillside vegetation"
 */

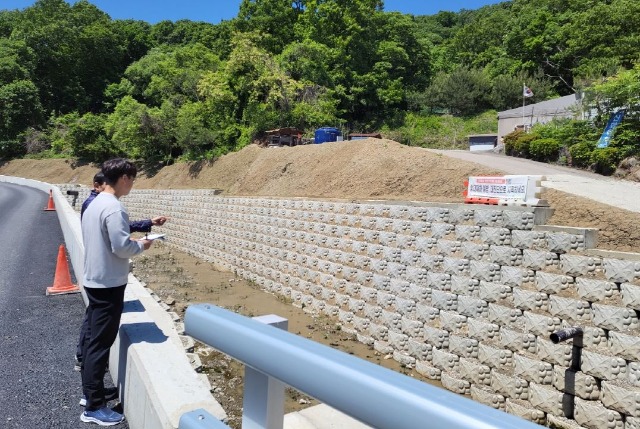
xmin=0 ymin=0 xmax=638 ymax=169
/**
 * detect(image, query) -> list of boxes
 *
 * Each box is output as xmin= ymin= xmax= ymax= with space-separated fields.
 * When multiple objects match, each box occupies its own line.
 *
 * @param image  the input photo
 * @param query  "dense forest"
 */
xmin=0 ymin=0 xmax=638 ymax=172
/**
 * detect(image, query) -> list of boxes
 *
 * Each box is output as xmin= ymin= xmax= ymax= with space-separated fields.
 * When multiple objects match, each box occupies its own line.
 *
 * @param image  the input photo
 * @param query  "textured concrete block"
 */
xmin=449 ymin=207 xmax=475 ymax=224
xmin=460 ymin=241 xmax=490 ymax=261
xmin=407 ymin=338 xmax=432 ymax=361
xmin=591 ymin=303 xmax=640 ymax=331
xmin=457 ymin=295 xmax=489 ymax=319
xmin=425 ymin=272 xmax=451 ymax=291
xmin=603 ymin=258 xmax=640 ymax=283
xmin=415 ymin=304 xmax=439 ymax=323
xmin=430 ymin=290 xmax=458 ymax=311
xmin=399 ymin=249 xmax=420 ymax=266
xmin=522 ymin=249 xmax=559 ymax=271
xmin=414 ymin=236 xmax=438 ymax=253
xmin=581 ymin=349 xmax=627 ymax=381
xmin=359 ymin=286 xmax=378 ymax=303
xmin=535 ymin=271 xmax=574 ymax=294
xmin=546 ymin=232 xmax=587 ymax=254
xmin=601 ymin=381 xmax=640 ymax=417
xmin=379 ymin=309 xmax=402 ymax=330
xmin=505 ymin=399 xmax=546 ymax=425
xmin=479 ymin=281 xmax=511 ymax=303
xmin=470 ymin=385 xmax=505 ymax=410
xmin=552 ymin=366 xmax=600 ymax=400
xmin=404 ymin=266 xmax=427 ymax=283
xmin=470 ymin=260 xmax=501 ymax=282
xmin=443 ymin=257 xmax=470 ymax=276
xmin=448 ymin=335 xmax=479 ymax=358
xmin=480 ymin=227 xmax=511 ymax=245
xmin=467 ymin=317 xmax=500 ymax=342
xmin=432 ymin=348 xmax=460 ymax=373
xmin=439 ymin=310 xmax=466 ymax=333
xmin=459 ymin=357 xmax=491 ymax=386
xmin=560 ymin=254 xmax=601 ymax=277
xmin=454 ymin=225 xmax=481 ymax=242
xmin=511 ymin=230 xmax=547 ymax=250
xmin=388 ymin=329 xmax=409 ymax=351
xmin=488 ymin=303 xmax=522 ymax=326
xmin=514 ymin=354 xmax=553 ymax=385
xmin=430 ymin=223 xmax=455 ymax=239
xmin=608 ymin=330 xmax=640 ymax=361
xmin=502 ymin=210 xmax=536 ymax=231
xmin=400 ymin=284 xmax=425 ymax=302
xmin=419 ymin=253 xmax=444 ymax=271
xmin=367 ymin=322 xmax=388 ymax=341
xmin=546 ymin=415 xmax=587 ymax=429
xmin=528 ymin=382 xmax=569 ymax=416
xmin=479 ymin=344 xmax=513 ymax=369
xmin=499 ymin=327 xmax=537 ymax=354
xmin=400 ymin=317 xmax=423 ymax=338
xmin=490 ymin=245 xmax=522 ymax=266
xmin=575 ymin=278 xmax=618 ymax=302
xmin=581 ymin=326 xmax=608 ymax=348
xmin=436 ymin=239 xmax=461 ymax=256
xmin=373 ymin=340 xmax=393 ymax=355
xmin=450 ymin=275 xmax=480 ymax=296
xmin=491 ymin=370 xmax=529 ymax=400
xmin=474 ymin=209 xmax=503 ymax=227
xmin=513 ymin=287 xmax=548 ymax=312
xmin=415 ymin=360 xmax=441 ymax=380
xmin=440 ymin=372 xmax=470 ymax=395
xmin=501 ymin=266 xmax=535 ymax=287
xmin=537 ymin=338 xmax=573 ymax=367
xmin=376 ymin=291 xmax=396 ymax=309
xmin=424 ymin=325 xmax=449 ymax=349
xmin=622 ymin=282 xmax=640 ymax=310
xmin=392 ymin=350 xmax=416 ymax=367
xmin=522 ymin=311 xmax=562 ymax=338
xmin=573 ymin=396 xmax=623 ymax=429
xmin=548 ymin=295 xmax=592 ymax=323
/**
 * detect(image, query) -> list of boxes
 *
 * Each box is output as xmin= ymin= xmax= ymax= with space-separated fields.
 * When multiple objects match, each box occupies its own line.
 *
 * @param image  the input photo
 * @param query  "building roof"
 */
xmin=497 ymin=93 xmax=583 ymax=119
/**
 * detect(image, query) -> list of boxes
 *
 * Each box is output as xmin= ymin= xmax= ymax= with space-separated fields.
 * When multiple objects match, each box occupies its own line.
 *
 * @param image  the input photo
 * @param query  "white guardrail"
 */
xmin=184 ymin=304 xmax=544 ymax=429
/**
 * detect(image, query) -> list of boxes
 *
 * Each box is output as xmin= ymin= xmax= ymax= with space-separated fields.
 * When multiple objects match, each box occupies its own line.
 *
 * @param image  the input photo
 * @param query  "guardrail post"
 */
xmin=243 ymin=315 xmax=289 ymax=429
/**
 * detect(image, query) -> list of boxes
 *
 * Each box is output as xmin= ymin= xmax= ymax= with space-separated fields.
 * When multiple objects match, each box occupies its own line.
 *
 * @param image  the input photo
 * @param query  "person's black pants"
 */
xmin=81 ymin=285 xmax=126 ymax=411
xmin=76 ymin=309 xmax=89 ymax=360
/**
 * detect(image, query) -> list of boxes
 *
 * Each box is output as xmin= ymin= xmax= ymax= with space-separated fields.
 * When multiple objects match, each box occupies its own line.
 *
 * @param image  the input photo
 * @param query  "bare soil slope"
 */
xmin=2 ymin=139 xmax=639 ymax=252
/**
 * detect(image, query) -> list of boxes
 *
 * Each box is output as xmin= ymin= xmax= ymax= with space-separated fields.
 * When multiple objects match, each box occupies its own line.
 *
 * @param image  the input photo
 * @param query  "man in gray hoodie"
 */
xmin=80 ymin=158 xmax=153 ymax=426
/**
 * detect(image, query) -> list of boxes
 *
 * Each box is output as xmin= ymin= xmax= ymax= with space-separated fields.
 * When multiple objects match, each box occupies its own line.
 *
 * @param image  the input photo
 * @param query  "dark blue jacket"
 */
xmin=81 ymin=190 xmax=152 ymax=233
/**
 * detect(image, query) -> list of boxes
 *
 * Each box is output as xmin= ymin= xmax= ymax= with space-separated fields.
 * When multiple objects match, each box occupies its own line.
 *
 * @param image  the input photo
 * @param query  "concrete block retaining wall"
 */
xmin=61 ymin=186 xmax=640 ymax=428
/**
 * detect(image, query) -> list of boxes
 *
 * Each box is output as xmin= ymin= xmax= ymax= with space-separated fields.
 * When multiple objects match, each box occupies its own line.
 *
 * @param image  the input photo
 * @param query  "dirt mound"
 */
xmin=2 ymin=139 xmax=639 ymax=252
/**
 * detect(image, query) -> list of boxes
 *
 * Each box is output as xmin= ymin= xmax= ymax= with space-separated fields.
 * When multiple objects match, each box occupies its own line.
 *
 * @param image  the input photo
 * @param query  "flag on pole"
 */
xmin=523 ymin=85 xmax=534 ymax=98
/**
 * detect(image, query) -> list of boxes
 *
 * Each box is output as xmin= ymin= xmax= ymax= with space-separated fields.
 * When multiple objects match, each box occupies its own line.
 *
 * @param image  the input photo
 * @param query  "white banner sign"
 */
xmin=467 ymin=175 xmax=530 ymax=200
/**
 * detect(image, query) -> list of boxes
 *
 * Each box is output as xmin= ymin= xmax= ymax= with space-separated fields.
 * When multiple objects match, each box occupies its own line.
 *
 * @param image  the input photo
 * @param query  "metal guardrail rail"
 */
xmin=184 ymin=304 xmax=543 ymax=429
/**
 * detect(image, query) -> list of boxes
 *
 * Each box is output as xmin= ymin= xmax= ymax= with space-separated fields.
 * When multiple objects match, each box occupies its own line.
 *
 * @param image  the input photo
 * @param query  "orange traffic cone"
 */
xmin=44 ymin=189 xmax=56 ymax=211
xmin=46 ymin=244 xmax=80 ymax=296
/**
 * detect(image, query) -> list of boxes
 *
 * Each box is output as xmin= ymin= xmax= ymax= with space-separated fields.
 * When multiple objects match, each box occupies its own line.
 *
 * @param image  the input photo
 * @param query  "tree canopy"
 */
xmin=0 ymin=0 xmax=638 ymax=167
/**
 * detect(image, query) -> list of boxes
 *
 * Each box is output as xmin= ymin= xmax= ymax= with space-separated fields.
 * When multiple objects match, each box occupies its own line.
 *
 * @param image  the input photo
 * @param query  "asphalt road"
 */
xmin=427 ymin=149 xmax=640 ymax=213
xmin=0 ymin=183 xmax=126 ymax=429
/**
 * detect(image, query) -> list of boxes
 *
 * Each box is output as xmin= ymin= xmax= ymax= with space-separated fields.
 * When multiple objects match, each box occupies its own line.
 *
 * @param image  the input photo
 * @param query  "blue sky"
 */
xmin=1 ymin=1 xmax=506 ymax=24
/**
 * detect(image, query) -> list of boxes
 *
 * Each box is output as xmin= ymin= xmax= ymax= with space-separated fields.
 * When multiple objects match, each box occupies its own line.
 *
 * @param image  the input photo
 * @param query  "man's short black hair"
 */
xmin=101 ymin=158 xmax=137 ymax=186
xmin=93 ymin=171 xmax=105 ymax=185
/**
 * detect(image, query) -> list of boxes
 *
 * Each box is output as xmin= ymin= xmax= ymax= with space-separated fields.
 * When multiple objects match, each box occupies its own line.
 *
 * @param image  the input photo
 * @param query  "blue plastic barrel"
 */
xmin=314 ymin=127 xmax=342 ymax=144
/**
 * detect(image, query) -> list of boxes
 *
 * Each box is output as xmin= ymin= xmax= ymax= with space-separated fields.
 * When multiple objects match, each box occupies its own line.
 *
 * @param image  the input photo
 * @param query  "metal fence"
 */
xmin=183 ymin=304 xmax=543 ymax=429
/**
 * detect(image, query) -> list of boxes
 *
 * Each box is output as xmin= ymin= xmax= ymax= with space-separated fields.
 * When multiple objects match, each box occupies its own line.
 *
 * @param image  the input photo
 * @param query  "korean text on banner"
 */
xmin=467 ymin=176 xmax=529 ymax=200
